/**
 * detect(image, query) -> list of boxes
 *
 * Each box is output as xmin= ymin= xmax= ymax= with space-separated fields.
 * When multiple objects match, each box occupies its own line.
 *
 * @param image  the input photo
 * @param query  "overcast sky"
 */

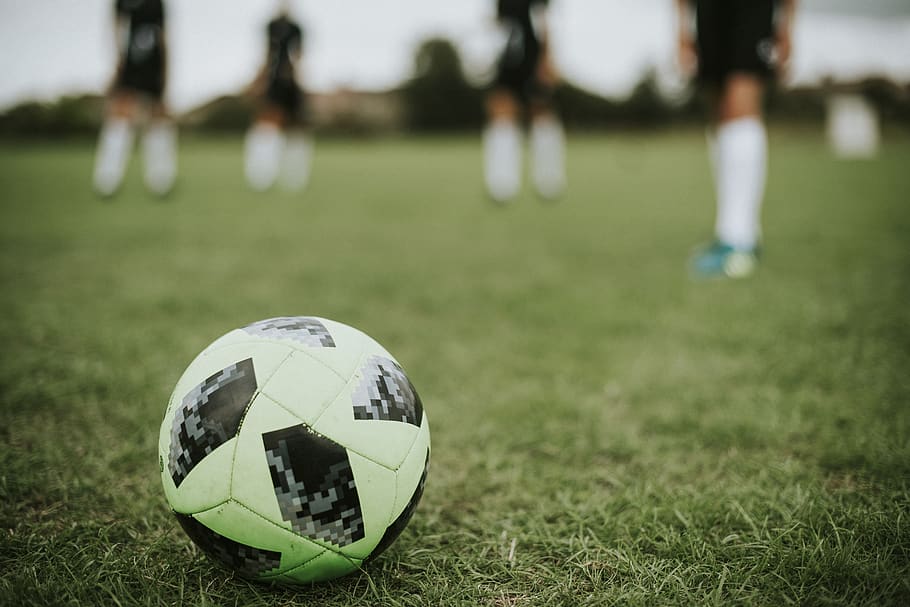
xmin=0 ymin=0 xmax=909 ymax=113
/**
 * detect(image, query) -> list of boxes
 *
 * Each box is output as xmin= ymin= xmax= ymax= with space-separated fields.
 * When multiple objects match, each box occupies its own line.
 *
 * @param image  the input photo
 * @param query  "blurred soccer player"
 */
xmin=245 ymin=1 xmax=311 ymax=193
xmin=93 ymin=0 xmax=176 ymax=197
xmin=676 ymin=0 xmax=796 ymax=278
xmin=484 ymin=0 xmax=565 ymax=203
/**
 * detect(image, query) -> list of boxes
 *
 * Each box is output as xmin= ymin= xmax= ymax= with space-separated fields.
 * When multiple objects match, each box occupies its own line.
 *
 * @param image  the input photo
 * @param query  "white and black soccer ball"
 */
xmin=158 ymin=317 xmax=430 ymax=584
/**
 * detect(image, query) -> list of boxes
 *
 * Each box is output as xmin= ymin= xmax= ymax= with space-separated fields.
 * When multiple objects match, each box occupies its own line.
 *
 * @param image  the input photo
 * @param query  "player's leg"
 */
xmin=690 ymin=0 xmax=774 ymax=278
xmin=245 ymin=104 xmax=287 ymax=192
xmin=143 ymin=100 xmax=178 ymax=196
xmin=713 ymin=74 xmax=767 ymax=251
xmin=691 ymin=77 xmax=765 ymax=278
xmin=483 ymin=89 xmax=522 ymax=203
xmin=281 ymin=129 xmax=313 ymax=192
xmin=93 ymin=92 xmax=137 ymax=197
xmin=529 ymin=98 xmax=565 ymax=201
xmin=279 ymin=89 xmax=312 ymax=192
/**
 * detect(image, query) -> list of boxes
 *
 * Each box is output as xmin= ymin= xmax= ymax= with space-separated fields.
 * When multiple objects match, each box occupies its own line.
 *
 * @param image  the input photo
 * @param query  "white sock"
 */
xmin=714 ymin=117 xmax=767 ymax=249
xmin=93 ymin=117 xmax=134 ymax=196
xmin=143 ymin=120 xmax=177 ymax=196
xmin=281 ymin=132 xmax=313 ymax=192
xmin=483 ymin=119 xmax=521 ymax=202
xmin=530 ymin=114 xmax=566 ymax=199
xmin=245 ymin=122 xmax=285 ymax=192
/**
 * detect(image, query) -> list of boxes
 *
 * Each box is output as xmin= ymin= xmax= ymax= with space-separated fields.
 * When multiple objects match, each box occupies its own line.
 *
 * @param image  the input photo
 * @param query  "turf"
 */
xmin=1 ymin=131 xmax=908 ymax=606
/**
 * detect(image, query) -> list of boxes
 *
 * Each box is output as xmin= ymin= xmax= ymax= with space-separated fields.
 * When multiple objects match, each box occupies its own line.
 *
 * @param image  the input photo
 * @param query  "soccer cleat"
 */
xmin=689 ymin=241 xmax=759 ymax=279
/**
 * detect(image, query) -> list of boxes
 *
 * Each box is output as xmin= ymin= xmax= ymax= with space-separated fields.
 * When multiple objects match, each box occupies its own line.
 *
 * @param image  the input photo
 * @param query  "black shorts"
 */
xmin=493 ymin=53 xmax=550 ymax=107
xmin=114 ymin=62 xmax=164 ymax=100
xmin=695 ymin=0 xmax=777 ymax=86
xmin=266 ymin=79 xmax=305 ymax=123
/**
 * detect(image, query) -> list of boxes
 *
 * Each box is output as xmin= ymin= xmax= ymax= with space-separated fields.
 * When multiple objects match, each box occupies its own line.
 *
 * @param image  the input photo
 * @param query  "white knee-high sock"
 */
xmin=245 ymin=122 xmax=285 ymax=192
xmin=143 ymin=120 xmax=177 ymax=196
xmin=714 ymin=117 xmax=767 ymax=249
xmin=281 ymin=132 xmax=313 ymax=192
xmin=530 ymin=114 xmax=566 ymax=200
xmin=483 ymin=118 xmax=521 ymax=202
xmin=93 ymin=117 xmax=134 ymax=196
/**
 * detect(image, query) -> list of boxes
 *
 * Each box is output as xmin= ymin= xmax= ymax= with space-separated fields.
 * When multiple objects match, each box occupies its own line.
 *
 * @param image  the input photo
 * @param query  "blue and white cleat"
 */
xmin=689 ymin=241 xmax=759 ymax=279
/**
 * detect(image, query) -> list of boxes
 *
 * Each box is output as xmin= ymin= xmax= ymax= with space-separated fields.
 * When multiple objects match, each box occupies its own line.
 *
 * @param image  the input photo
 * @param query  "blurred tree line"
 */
xmin=1 ymin=38 xmax=908 ymax=138
xmin=0 ymin=95 xmax=104 ymax=138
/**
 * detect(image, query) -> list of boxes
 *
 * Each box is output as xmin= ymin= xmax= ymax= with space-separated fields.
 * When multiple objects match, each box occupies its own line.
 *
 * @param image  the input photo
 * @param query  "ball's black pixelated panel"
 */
xmin=242 ymin=317 xmax=336 ymax=348
xmin=351 ymin=356 xmax=423 ymax=426
xmin=169 ymin=358 xmax=257 ymax=488
xmin=262 ymin=424 xmax=365 ymax=548
xmin=368 ymin=449 xmax=429 ymax=561
xmin=174 ymin=512 xmax=282 ymax=577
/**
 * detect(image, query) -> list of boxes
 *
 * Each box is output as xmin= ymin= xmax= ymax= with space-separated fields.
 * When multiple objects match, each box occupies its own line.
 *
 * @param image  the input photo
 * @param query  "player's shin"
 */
xmin=530 ymin=114 xmax=566 ymax=200
xmin=93 ymin=118 xmax=135 ymax=197
xmin=143 ymin=120 xmax=178 ymax=196
xmin=245 ymin=122 xmax=285 ymax=192
xmin=715 ymin=117 xmax=767 ymax=250
xmin=280 ymin=132 xmax=313 ymax=193
xmin=483 ymin=118 xmax=521 ymax=202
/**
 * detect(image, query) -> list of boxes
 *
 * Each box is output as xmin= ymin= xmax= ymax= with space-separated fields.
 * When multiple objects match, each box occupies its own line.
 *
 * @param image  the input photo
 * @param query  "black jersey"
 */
xmin=498 ymin=0 xmax=548 ymax=30
xmin=267 ymin=16 xmax=303 ymax=85
xmin=116 ymin=0 xmax=165 ymax=71
xmin=494 ymin=0 xmax=550 ymax=103
xmin=497 ymin=0 xmax=548 ymax=71
xmin=114 ymin=0 xmax=165 ymax=97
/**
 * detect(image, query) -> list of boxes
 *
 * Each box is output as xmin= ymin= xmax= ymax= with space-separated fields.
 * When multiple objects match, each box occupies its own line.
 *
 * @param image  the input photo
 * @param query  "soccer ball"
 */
xmin=158 ymin=317 xmax=430 ymax=584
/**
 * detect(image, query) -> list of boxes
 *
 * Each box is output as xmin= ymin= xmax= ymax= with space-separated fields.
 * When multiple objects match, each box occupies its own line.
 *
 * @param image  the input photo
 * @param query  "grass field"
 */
xmin=1 ymin=130 xmax=908 ymax=606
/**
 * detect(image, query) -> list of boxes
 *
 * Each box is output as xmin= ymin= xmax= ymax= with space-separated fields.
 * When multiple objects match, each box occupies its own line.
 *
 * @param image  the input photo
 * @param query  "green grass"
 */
xmin=1 ymin=130 xmax=908 ymax=606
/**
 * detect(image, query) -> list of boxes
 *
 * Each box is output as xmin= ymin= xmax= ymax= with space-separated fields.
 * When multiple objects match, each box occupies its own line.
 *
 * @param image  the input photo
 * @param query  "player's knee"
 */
xmin=257 ymin=105 xmax=287 ymax=129
xmin=486 ymin=91 xmax=519 ymax=122
xmin=109 ymin=93 xmax=139 ymax=119
xmin=148 ymin=102 xmax=170 ymax=121
xmin=529 ymin=101 xmax=555 ymax=121
xmin=718 ymin=74 xmax=764 ymax=122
